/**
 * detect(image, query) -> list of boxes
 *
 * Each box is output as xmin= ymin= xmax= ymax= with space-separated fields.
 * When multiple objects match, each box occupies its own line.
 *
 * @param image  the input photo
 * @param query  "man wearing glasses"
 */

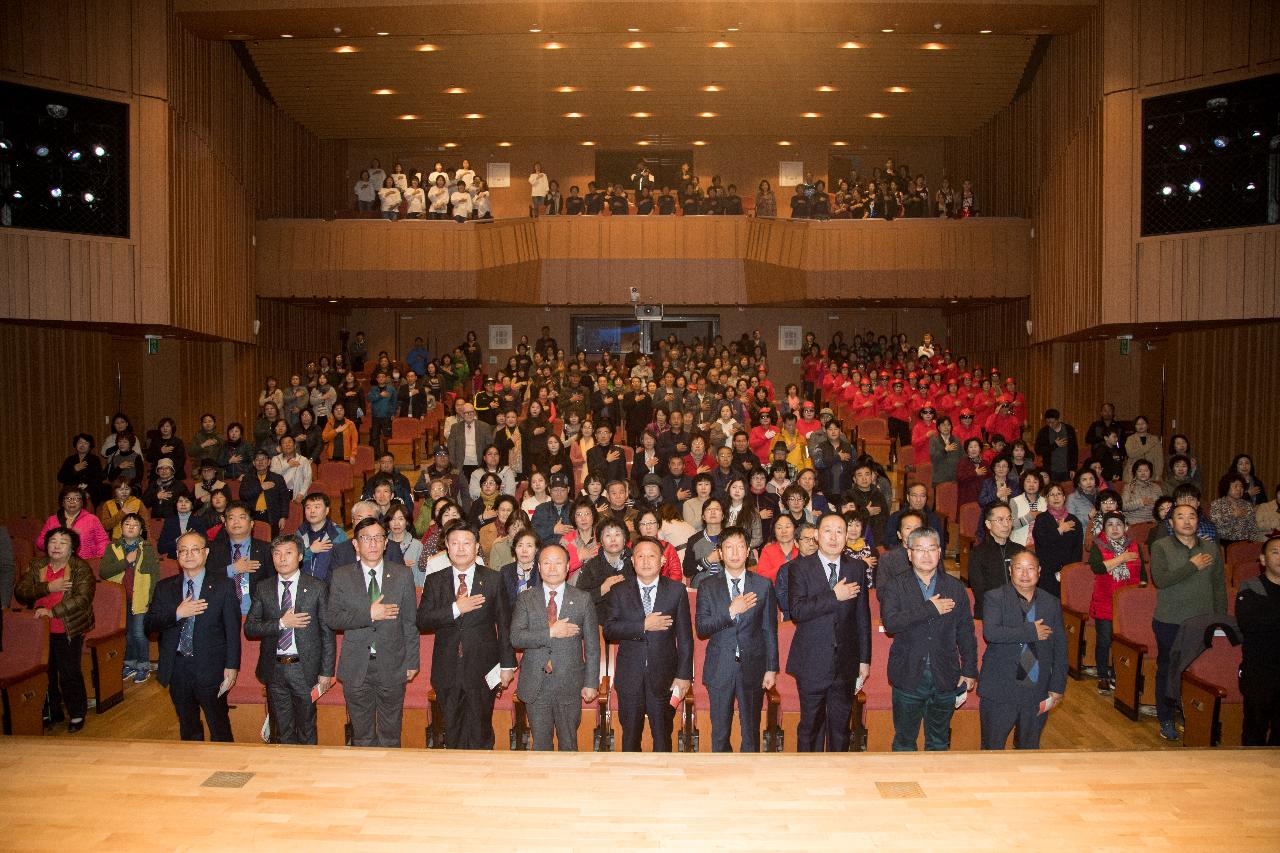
xmin=325 ymin=516 xmax=420 ymax=747
xmin=878 ymin=527 xmax=978 ymax=751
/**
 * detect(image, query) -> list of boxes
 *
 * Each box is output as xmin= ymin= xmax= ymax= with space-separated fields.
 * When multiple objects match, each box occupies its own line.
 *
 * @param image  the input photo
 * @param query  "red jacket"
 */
xmin=1089 ymin=541 xmax=1143 ymax=620
xmin=984 ymin=411 xmax=1021 ymax=443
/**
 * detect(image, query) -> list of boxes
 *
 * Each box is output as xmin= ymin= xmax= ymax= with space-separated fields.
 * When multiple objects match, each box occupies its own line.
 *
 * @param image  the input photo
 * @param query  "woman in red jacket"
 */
xmin=635 ymin=509 xmax=683 ymax=582
xmin=748 ymin=408 xmax=781 ymax=465
xmin=1088 ymin=511 xmax=1146 ymax=696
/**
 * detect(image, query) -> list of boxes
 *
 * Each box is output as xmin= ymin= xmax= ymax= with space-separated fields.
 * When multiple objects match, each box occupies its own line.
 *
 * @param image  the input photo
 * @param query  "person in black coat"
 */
xmin=968 ymin=503 xmax=1025 ymax=620
xmin=879 ymin=528 xmax=978 ymax=751
xmin=239 ymin=450 xmax=291 ymax=534
xmin=1033 ymin=409 xmax=1080 ymax=483
xmin=784 ymin=513 xmax=872 ymax=752
xmin=142 ymin=458 xmax=190 ymax=520
xmin=206 ymin=503 xmax=275 ymax=619
xmin=585 ymin=421 xmax=628 ymax=484
xmin=603 ymin=536 xmax=693 ymax=752
xmin=58 ymin=433 xmax=108 ymax=506
xmin=1029 ymin=484 xmax=1085 ymax=598
xmin=144 ymin=530 xmax=242 ymax=742
xmin=575 ymin=518 xmax=633 ymax=625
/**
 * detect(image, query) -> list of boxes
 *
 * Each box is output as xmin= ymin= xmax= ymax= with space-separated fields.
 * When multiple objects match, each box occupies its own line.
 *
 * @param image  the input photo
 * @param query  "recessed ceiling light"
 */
xmin=464 ymin=113 xmax=484 ymax=119
xmin=543 ymin=41 xmax=564 ymax=50
xmin=416 ymin=43 xmax=438 ymax=52
xmin=637 ymin=140 xmax=651 ymax=146
xmin=334 ymin=45 xmax=358 ymax=53
xmin=631 ymin=112 xmax=650 ymax=118
xmin=777 ymin=141 xmax=792 ymax=146
xmin=376 ymin=32 xmax=390 ymax=36
xmin=922 ymin=42 xmax=947 ymax=49
xmin=564 ymin=112 xmax=583 ymax=118
xmin=529 ymin=27 xmax=542 ymax=33
xmin=373 ymin=88 xmax=395 ymax=95
xmin=280 ymin=34 xmax=293 ymax=38
xmin=867 ymin=112 xmax=887 ymax=119
xmin=709 ymin=40 xmax=732 ymax=48
xmin=698 ymin=111 xmax=718 ymax=118
xmin=445 ymin=87 xmax=467 ymax=94
xmin=497 ymin=141 xmax=512 ymax=147
xmin=881 ymin=28 xmax=895 ymax=33
xmin=979 ymin=29 xmax=993 ymax=34
xmin=627 ymin=27 xmax=640 ymax=33
xmin=727 ymin=26 xmax=740 ymax=32
xmin=832 ymin=141 xmax=848 ymax=146
xmin=443 ymin=142 xmax=457 ymax=148
xmin=692 ymin=140 xmax=708 ymax=146
xmin=581 ymin=141 xmax=595 ymax=146
xmin=702 ymin=84 xmax=722 ymax=92
xmin=555 ymin=85 xmax=578 ymax=93
xmin=626 ymin=41 xmax=650 ymax=49
xmin=840 ymin=41 xmax=865 ymax=49
xmin=887 ymin=86 xmax=910 ymax=93
xmin=399 ymin=114 xmax=418 ymax=120
xmin=816 ymin=84 xmax=837 ymax=92
xmin=328 ymin=299 xmax=338 ymax=303
xmin=627 ymin=85 xmax=650 ymax=92
xmin=803 ymin=112 xmax=821 ymax=118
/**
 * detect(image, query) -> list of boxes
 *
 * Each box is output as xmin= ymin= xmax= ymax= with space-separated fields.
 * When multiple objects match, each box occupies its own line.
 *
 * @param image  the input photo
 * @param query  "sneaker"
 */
xmin=122 ymin=665 xmax=138 ymax=680
xmin=1097 ymin=678 xmax=1113 ymax=695
xmin=1080 ymin=666 xmax=1098 ymax=678
xmin=1159 ymin=722 xmax=1180 ymax=742
xmin=133 ymin=669 xmax=150 ymax=684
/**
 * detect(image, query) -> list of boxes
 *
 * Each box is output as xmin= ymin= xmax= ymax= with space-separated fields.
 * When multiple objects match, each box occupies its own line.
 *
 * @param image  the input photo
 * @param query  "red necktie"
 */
xmin=456 ymin=574 xmax=468 ymax=598
xmin=547 ymin=589 xmax=558 ymax=625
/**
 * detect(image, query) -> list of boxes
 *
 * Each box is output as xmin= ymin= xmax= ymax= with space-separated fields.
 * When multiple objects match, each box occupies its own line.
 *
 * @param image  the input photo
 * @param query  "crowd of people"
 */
xmin=3 ymin=325 xmax=1277 ymax=752
xmin=351 ymin=156 xmax=979 ymax=222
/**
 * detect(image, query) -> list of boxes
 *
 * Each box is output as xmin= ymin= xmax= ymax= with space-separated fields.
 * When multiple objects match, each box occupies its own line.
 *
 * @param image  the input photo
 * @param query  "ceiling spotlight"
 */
xmin=698 ymin=111 xmax=717 ymax=118
xmin=881 ymin=28 xmax=895 ymax=33
xmin=9 ymin=190 xmax=22 ymax=200
xmin=334 ymin=45 xmax=358 ymax=53
xmin=443 ymin=142 xmax=458 ymax=148
xmin=49 ymin=186 xmax=63 ymax=198
xmin=626 ymin=41 xmax=650 ymax=49
xmin=702 ymin=84 xmax=722 ymax=92
xmin=816 ymin=85 xmax=837 ymax=92
xmin=1187 ymin=179 xmax=1202 ymax=194
xmin=464 ymin=113 xmax=484 ymax=119
xmin=564 ymin=112 xmax=583 ymax=118
xmin=0 ymin=138 xmax=11 ymax=151
xmin=556 ymin=85 xmax=577 ymax=93
xmin=832 ymin=141 xmax=848 ymax=146
xmin=778 ymin=141 xmax=792 ymax=146
xmin=281 ymin=34 xmax=293 ymax=38
xmin=66 ymin=148 xmax=83 ymax=162
xmin=1160 ymin=183 xmax=1175 ymax=197
xmin=709 ymin=40 xmax=732 ymax=48
xmin=887 ymin=86 xmax=910 ymax=93
xmin=416 ymin=43 xmax=438 ymax=52
xmin=1251 ymin=129 xmax=1263 ymax=138
xmin=543 ymin=41 xmax=564 ymax=50
xmin=866 ymin=112 xmax=887 ymax=119
xmin=1176 ymin=139 xmax=1193 ymax=153
xmin=934 ymin=22 xmax=943 ymax=30
xmin=581 ymin=141 xmax=595 ymax=146
xmin=529 ymin=26 xmax=542 ymax=33
xmin=627 ymin=27 xmax=640 ymax=33
xmin=333 ymin=27 xmax=342 ymax=33
xmin=637 ymin=140 xmax=651 ymax=146
xmin=33 ymin=144 xmax=50 ymax=158
xmin=802 ymin=112 xmax=821 ymax=118
xmin=840 ymin=41 xmax=864 ymax=49
xmin=980 ymin=29 xmax=993 ymax=34
xmin=497 ymin=142 xmax=512 ymax=147
xmin=373 ymin=88 xmax=395 ymax=95
xmin=376 ymin=31 xmax=390 ymax=36
xmin=1212 ymin=135 xmax=1229 ymax=149
xmin=1245 ymin=181 xmax=1257 ymax=191
xmin=445 ymin=87 xmax=466 ymax=94
xmin=628 ymin=85 xmax=650 ymax=92
xmin=921 ymin=42 xmax=947 ymax=50
xmin=399 ymin=114 xmax=418 ymax=120
xmin=692 ymin=140 xmax=707 ymax=146
xmin=631 ymin=112 xmax=650 ymax=118
xmin=82 ymin=190 xmax=96 ymax=203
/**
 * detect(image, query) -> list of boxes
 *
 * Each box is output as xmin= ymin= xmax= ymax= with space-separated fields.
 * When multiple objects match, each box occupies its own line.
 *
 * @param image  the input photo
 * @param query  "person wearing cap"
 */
xmin=748 ymin=408 xmax=781 ymax=465
xmin=795 ymin=401 xmax=822 ymax=440
xmin=911 ymin=407 xmax=939 ymax=465
xmin=984 ymin=396 xmax=1022 ymax=444
xmin=142 ymin=457 xmax=190 ymax=521
xmin=532 ymin=473 xmax=576 ymax=545
xmin=637 ymin=474 xmax=667 ymax=513
xmin=809 ymin=419 xmax=855 ymax=497
xmin=1004 ymin=377 xmax=1027 ymax=431
xmin=193 ymin=459 xmax=227 ymax=509
xmin=953 ymin=408 xmax=983 ymax=446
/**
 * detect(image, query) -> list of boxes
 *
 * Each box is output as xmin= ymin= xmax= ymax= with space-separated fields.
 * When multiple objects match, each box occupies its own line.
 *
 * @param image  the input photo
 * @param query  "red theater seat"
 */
xmin=1181 ymin=635 xmax=1244 ymax=747
xmin=0 ymin=614 xmax=49 ymax=736
xmin=1058 ymin=562 xmax=1096 ymax=678
xmin=1110 ymin=586 xmax=1158 ymax=719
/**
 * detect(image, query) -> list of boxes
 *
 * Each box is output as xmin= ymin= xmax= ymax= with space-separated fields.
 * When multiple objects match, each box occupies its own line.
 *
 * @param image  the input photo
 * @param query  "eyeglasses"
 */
xmin=357 ymin=534 xmax=387 ymax=544
xmin=911 ymin=545 xmax=941 ymax=554
xmin=176 ymin=548 xmax=205 ymax=557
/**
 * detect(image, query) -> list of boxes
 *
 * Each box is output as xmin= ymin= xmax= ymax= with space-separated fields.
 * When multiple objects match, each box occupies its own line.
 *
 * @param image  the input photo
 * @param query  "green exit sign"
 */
xmin=1119 ymin=338 xmax=1130 ymax=355
xmin=145 ymin=335 xmax=161 ymax=355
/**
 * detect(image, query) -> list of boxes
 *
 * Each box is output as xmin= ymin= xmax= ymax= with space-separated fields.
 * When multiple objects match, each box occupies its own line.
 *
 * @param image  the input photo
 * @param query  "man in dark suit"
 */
xmin=244 ymin=534 xmax=336 ymax=745
xmin=785 ymin=512 xmax=872 ymax=752
xmin=206 ymin=502 xmax=274 ymax=620
xmin=510 ymin=543 xmax=600 ymax=750
xmin=327 ymin=500 xmax=404 ymax=569
xmin=417 ymin=523 xmax=517 ymax=749
xmin=446 ymin=402 xmax=495 ymax=485
xmin=695 ymin=526 xmax=779 ymax=752
xmin=325 ymin=516 xmax=420 ymax=747
xmin=880 ymin=528 xmax=978 ymax=751
xmin=238 ymin=449 xmax=291 ymax=534
xmin=585 ymin=421 xmax=628 ymax=484
xmin=144 ymin=530 xmax=241 ymax=741
xmin=978 ymin=551 xmax=1068 ymax=749
xmin=604 ymin=536 xmax=693 ymax=752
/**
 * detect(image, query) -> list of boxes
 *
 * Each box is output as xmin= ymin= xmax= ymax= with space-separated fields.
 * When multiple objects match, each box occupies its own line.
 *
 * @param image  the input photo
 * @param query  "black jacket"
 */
xmin=967 ymin=537 xmax=1026 ymax=620
xmin=417 ymin=564 xmax=517 ymax=690
xmin=784 ymin=552 xmax=873 ymax=687
xmin=880 ymin=568 xmax=978 ymax=692
xmin=604 ymin=576 xmax=693 ymax=696
xmin=244 ymin=573 xmax=336 ymax=688
xmin=145 ymin=570 xmax=242 ymax=687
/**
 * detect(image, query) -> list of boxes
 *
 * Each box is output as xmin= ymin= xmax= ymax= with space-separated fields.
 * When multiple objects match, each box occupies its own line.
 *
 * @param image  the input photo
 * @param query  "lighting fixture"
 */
xmin=443 ymin=142 xmax=457 ymax=148
xmin=698 ymin=111 xmax=717 ymax=118
xmin=922 ymin=42 xmax=947 ymax=50
xmin=802 ymin=112 xmax=821 ymax=118
xmin=416 ymin=43 xmax=438 ymax=52
xmin=543 ymin=41 xmax=564 ymax=50
xmin=626 ymin=41 xmax=650 ymax=49
xmin=581 ymin=141 xmax=595 ymax=146
xmin=840 ymin=41 xmax=865 ymax=49
xmin=832 ymin=141 xmax=848 ymax=146
xmin=497 ymin=142 xmax=512 ymax=147
xmin=709 ymin=40 xmax=732 ymax=48
xmin=445 ymin=87 xmax=467 ymax=94
xmin=816 ymin=85 xmax=837 ymax=92
xmin=631 ymin=112 xmax=650 ymax=118
xmin=464 ymin=113 xmax=484 ymax=119
xmin=555 ymin=85 xmax=577 ymax=93
xmin=564 ymin=112 xmax=583 ymax=118
xmin=373 ymin=88 xmax=395 ymax=95
xmin=399 ymin=114 xmax=418 ymax=120
xmin=692 ymin=140 xmax=707 ymax=146
xmin=334 ymin=45 xmax=358 ymax=53
xmin=628 ymin=85 xmax=650 ymax=92
xmin=777 ymin=141 xmax=791 ymax=146
xmin=867 ymin=112 xmax=886 ymax=119
xmin=887 ymin=86 xmax=910 ymax=93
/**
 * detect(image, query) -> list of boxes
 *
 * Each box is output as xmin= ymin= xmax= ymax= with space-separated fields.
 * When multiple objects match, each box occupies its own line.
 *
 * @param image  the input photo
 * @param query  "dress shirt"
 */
xmin=226 ymin=537 xmax=253 ymax=615
xmin=463 ymin=422 xmax=478 ymax=466
xmin=276 ymin=573 xmax=301 ymax=655
xmin=543 ymin=582 xmax=567 ymax=610
xmin=514 ymin=564 xmax=536 ymax=594
xmin=449 ymin=563 xmax=477 ymax=620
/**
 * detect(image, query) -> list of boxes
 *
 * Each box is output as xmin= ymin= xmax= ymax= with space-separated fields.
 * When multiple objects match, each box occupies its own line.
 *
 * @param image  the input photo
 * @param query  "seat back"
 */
xmin=1111 ymin=586 xmax=1157 ymax=647
xmin=1128 ymin=522 xmax=1155 ymax=548
xmin=1059 ymin=562 xmax=1093 ymax=613
xmin=1185 ymin=635 xmax=1243 ymax=701
xmin=390 ymin=417 xmax=420 ymax=440
xmin=858 ymin=418 xmax=888 ymax=439
xmin=252 ymin=521 xmax=272 ymax=542
xmin=319 ymin=461 xmax=355 ymax=491
xmin=353 ymin=445 xmax=375 ymax=478
xmin=958 ymin=502 xmax=981 ymax=540
xmin=88 ymin=580 xmax=126 ymax=638
xmin=934 ymin=481 xmax=958 ymax=522
xmin=896 ymin=445 xmax=915 ymax=468
xmin=227 ymin=636 xmax=264 ymax=703
xmin=159 ymin=558 xmax=180 ymax=578
xmin=0 ymin=612 xmax=50 ymax=677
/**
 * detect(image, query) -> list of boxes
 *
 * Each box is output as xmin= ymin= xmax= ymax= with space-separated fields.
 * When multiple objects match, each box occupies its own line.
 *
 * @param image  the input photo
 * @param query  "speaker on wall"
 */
xmin=635 ymin=304 xmax=663 ymax=320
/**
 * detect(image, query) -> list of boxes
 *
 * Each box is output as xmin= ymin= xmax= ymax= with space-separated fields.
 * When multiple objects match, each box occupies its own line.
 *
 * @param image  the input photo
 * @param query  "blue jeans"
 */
xmin=1152 ymin=619 xmax=1181 ymax=725
xmin=381 ymin=210 xmax=398 ymax=220
xmin=891 ymin=668 xmax=957 ymax=751
xmin=1094 ymin=618 xmax=1114 ymax=679
xmin=125 ymin=612 xmax=149 ymax=671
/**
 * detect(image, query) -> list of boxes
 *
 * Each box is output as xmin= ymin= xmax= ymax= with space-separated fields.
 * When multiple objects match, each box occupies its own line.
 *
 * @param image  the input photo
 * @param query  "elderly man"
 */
xmin=879 ymin=527 xmax=977 ymax=751
xmin=447 ymin=402 xmax=494 ymax=484
xmin=978 ymin=551 xmax=1067 ymax=749
xmin=329 ymin=500 xmax=405 ymax=569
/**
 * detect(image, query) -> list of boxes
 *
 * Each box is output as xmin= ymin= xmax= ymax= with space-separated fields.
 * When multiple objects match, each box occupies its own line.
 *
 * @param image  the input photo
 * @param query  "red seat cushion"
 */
xmin=1112 ymin=586 xmax=1156 ymax=650
xmin=84 ymin=581 xmax=126 ymax=643
xmin=0 ymin=614 xmax=47 ymax=686
xmin=1185 ymin=636 xmax=1243 ymax=702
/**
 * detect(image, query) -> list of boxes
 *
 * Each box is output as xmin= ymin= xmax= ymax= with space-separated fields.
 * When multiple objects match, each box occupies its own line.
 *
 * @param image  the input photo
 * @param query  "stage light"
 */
xmin=49 ymin=186 xmax=63 ymax=198
xmin=1250 ymin=129 xmax=1262 ymax=138
xmin=46 ymin=104 xmax=69 ymax=118
xmin=82 ymin=190 xmax=96 ymax=203
xmin=92 ymin=144 xmax=107 ymax=157
xmin=1212 ymin=135 xmax=1229 ymax=149
xmin=1160 ymin=184 xmax=1175 ymax=197
xmin=0 ymin=138 xmax=11 ymax=151
xmin=66 ymin=147 xmax=83 ymax=162
xmin=1176 ymin=140 xmax=1191 ymax=153
xmin=33 ymin=143 xmax=50 ymax=158
xmin=1245 ymin=182 xmax=1257 ymax=191
xmin=1187 ymin=180 xmax=1202 ymax=194
xmin=10 ymin=189 xmax=23 ymax=200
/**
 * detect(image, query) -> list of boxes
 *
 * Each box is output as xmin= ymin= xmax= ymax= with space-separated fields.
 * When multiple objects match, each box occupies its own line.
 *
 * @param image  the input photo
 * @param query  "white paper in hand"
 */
xmin=954 ymin=690 xmax=968 ymax=710
xmin=855 ymin=673 xmax=867 ymax=693
xmin=485 ymin=663 xmax=502 ymax=690
xmin=217 ymin=676 xmax=234 ymax=698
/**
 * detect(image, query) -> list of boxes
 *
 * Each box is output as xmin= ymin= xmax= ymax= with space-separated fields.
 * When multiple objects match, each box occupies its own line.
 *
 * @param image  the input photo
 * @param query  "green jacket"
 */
xmin=1150 ymin=535 xmax=1226 ymax=624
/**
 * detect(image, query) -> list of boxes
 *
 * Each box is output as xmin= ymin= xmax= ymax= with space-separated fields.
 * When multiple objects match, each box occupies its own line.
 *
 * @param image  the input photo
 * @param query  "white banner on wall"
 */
xmin=489 ymin=324 xmax=513 ymax=350
xmin=487 ymin=163 xmax=511 ymax=187
xmin=779 ymin=161 xmax=805 ymax=188
xmin=778 ymin=325 xmax=803 ymax=351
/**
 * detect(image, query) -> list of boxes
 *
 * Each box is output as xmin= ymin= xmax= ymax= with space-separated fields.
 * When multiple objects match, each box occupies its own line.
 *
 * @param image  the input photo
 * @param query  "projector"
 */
xmin=635 ymin=304 xmax=663 ymax=320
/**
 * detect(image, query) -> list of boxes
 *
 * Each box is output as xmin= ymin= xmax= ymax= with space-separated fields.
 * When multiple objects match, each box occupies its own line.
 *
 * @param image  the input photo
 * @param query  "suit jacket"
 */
xmin=695 ymin=570 xmax=779 ymax=688
xmin=238 ymin=471 xmax=291 ymax=526
xmin=585 ymin=444 xmax=628 ymax=484
xmin=510 ymin=583 xmax=600 ymax=704
xmin=447 ymin=419 xmax=495 ymax=469
xmin=604 ymin=576 xmax=693 ymax=697
xmin=879 ymin=568 xmax=978 ymax=692
xmin=244 ymin=573 xmax=337 ymax=688
xmin=325 ymin=561 xmax=420 ymax=687
xmin=784 ymin=552 xmax=872 ymax=687
xmin=330 ymin=538 xmax=403 ymax=572
xmin=978 ymin=584 xmax=1068 ymax=705
xmin=575 ymin=552 xmax=635 ymax=624
xmin=206 ymin=534 xmax=275 ymax=596
xmin=417 ymin=564 xmax=517 ymax=691
xmin=501 ymin=562 xmax=541 ymax=607
xmin=144 ymin=569 xmax=242 ymax=687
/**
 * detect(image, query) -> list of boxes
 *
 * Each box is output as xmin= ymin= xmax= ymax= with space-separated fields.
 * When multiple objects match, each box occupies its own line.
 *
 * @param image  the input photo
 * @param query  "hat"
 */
xmin=642 ymin=473 xmax=663 ymax=488
xmin=198 ymin=458 xmax=218 ymax=471
xmin=959 ymin=408 xmax=975 ymax=418
xmin=998 ymin=394 xmax=1013 ymax=404
xmin=156 ymin=457 xmax=175 ymax=470
xmin=549 ymin=473 xmax=571 ymax=489
xmin=1102 ymin=510 xmax=1127 ymax=527
xmin=801 ymin=400 xmax=815 ymax=410
xmin=434 ymin=446 xmax=450 ymax=457
xmin=1005 ymin=377 xmax=1016 ymax=386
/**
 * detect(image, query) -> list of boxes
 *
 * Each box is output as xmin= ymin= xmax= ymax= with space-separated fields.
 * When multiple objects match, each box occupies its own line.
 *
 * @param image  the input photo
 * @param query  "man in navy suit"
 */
xmin=695 ymin=526 xmax=779 ymax=752
xmin=978 ymin=551 xmax=1068 ymax=749
xmin=785 ymin=512 xmax=872 ymax=752
xmin=604 ymin=536 xmax=693 ymax=752
xmin=144 ymin=530 xmax=242 ymax=741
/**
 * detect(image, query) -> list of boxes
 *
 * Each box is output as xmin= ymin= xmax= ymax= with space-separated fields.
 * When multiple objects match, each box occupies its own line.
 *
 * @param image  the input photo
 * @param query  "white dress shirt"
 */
xmin=276 ymin=573 xmax=301 ymax=655
xmin=449 ymin=563 xmax=477 ymax=620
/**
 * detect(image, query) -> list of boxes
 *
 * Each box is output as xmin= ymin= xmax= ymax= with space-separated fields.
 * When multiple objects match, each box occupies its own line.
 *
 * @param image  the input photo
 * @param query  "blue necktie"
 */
xmin=178 ymin=578 xmax=195 ymax=656
xmin=642 ymin=585 xmax=654 ymax=615
xmin=828 ymin=562 xmax=838 ymax=589
xmin=278 ymin=580 xmax=294 ymax=653
xmin=731 ymin=577 xmax=742 ymax=657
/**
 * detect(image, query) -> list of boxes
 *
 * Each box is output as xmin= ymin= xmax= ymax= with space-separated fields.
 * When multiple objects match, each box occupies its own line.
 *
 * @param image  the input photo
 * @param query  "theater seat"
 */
xmin=0 ymin=614 xmax=49 ymax=736
xmin=1181 ymin=635 xmax=1243 ymax=747
xmin=386 ymin=417 xmax=422 ymax=468
xmin=934 ymin=481 xmax=958 ymax=554
xmin=227 ymin=636 xmax=268 ymax=743
xmin=957 ymin=502 xmax=981 ymax=583
xmin=404 ymin=632 xmax=435 ymax=749
xmin=1110 ymin=586 xmax=1158 ymax=719
xmin=1058 ymin=562 xmax=1096 ymax=678
xmin=316 ymin=634 xmax=350 ymax=746
xmin=83 ymin=581 xmax=127 ymax=713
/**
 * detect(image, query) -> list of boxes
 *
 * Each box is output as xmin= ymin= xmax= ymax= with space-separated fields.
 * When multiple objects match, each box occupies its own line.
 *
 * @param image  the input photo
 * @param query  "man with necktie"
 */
xmin=417 ymin=523 xmax=517 ymax=749
xmin=604 ymin=537 xmax=693 ymax=752
xmin=785 ymin=512 xmax=872 ymax=752
xmin=325 ymin=516 xmax=420 ymax=747
xmin=510 ymin=543 xmax=600 ymax=750
xmin=144 ymin=531 xmax=241 ymax=741
xmin=206 ymin=502 xmax=273 ymax=620
xmin=244 ymin=534 xmax=336 ymax=744
xmin=695 ymin=525 xmax=779 ymax=752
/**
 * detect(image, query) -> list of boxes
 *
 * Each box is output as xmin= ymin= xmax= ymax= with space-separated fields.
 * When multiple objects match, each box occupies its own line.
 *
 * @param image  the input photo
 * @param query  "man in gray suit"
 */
xmin=695 ymin=525 xmax=779 ymax=752
xmin=446 ymin=402 xmax=494 ymax=487
xmin=978 ymin=551 xmax=1067 ymax=750
xmin=245 ymin=534 xmax=337 ymax=745
xmin=510 ymin=543 xmax=601 ymax=750
xmin=325 ymin=516 xmax=420 ymax=747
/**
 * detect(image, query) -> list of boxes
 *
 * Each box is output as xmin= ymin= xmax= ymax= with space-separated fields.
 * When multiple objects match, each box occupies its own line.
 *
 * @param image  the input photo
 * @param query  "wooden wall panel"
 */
xmin=1132 ymin=227 xmax=1280 ymax=324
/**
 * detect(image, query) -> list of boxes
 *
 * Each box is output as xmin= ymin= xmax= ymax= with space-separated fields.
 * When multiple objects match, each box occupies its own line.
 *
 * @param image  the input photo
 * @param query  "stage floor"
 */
xmin=0 ymin=738 xmax=1275 ymax=851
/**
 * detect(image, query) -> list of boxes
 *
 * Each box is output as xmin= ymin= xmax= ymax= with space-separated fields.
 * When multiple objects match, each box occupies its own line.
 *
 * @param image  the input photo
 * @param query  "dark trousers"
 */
xmin=618 ymin=677 xmax=675 ymax=752
xmin=370 ymin=417 xmax=392 ymax=456
xmin=1152 ymin=619 xmax=1181 ymax=725
xmin=525 ymin=696 xmax=582 ymax=751
xmin=980 ymin=699 xmax=1045 ymax=749
xmin=266 ymin=663 xmax=318 ymax=745
xmin=888 ymin=417 xmax=911 ymax=448
xmin=796 ymin=677 xmax=854 ymax=752
xmin=708 ymin=668 xmax=764 ymax=753
xmin=345 ymin=670 xmax=406 ymax=747
xmin=891 ymin=668 xmax=956 ymax=751
xmin=1094 ymin=618 xmax=1114 ymax=679
xmin=169 ymin=655 xmax=233 ymax=742
xmin=47 ymin=633 xmax=88 ymax=722
xmin=439 ymin=682 xmax=497 ymax=749
xmin=1241 ymin=678 xmax=1280 ymax=746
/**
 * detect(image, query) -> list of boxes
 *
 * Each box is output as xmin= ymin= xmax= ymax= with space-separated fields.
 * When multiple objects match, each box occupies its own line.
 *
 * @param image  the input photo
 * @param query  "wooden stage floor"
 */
xmin=0 ymin=738 xmax=1276 ymax=851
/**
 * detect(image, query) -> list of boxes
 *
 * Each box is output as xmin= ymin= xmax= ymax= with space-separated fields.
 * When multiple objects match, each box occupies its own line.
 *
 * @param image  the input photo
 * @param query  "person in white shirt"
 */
xmin=454 ymin=158 xmax=476 ymax=188
xmin=354 ymin=169 xmax=376 ymax=211
xmin=377 ymin=177 xmax=401 ymax=221
xmin=473 ymin=178 xmax=492 ymax=220
xmin=428 ymin=161 xmax=449 ymax=189
xmin=427 ymin=175 xmax=450 ymax=220
xmin=368 ymin=159 xmax=386 ymax=190
xmin=450 ymin=180 xmax=474 ymax=223
xmin=270 ymin=436 xmax=313 ymax=503
xmin=529 ymin=163 xmax=549 ymax=218
xmin=390 ymin=163 xmax=408 ymax=191
xmin=402 ymin=177 xmax=426 ymax=219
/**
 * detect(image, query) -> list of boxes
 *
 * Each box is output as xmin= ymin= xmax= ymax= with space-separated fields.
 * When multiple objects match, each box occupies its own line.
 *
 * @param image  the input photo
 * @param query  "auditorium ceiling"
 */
xmin=175 ymin=0 xmax=1095 ymax=143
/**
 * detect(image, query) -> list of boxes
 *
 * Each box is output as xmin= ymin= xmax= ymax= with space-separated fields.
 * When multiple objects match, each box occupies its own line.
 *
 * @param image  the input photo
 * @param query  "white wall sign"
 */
xmin=489 ymin=324 xmax=513 ymax=350
xmin=779 ymin=161 xmax=805 ymax=188
xmin=778 ymin=325 xmax=803 ymax=351
xmin=487 ymin=162 xmax=511 ymax=187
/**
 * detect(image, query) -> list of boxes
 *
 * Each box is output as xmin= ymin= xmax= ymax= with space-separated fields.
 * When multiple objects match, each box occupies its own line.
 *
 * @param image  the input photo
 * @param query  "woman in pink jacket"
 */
xmin=37 ymin=486 xmax=109 ymax=559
